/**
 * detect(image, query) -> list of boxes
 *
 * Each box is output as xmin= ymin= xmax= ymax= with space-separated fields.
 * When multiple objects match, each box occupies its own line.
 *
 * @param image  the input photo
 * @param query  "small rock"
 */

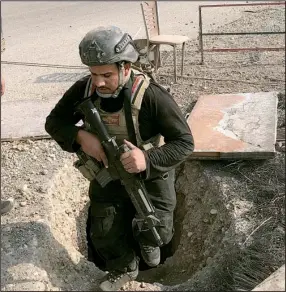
xmin=40 ymin=169 xmax=48 ymax=175
xmin=210 ymin=209 xmax=218 ymax=215
xmin=203 ymin=250 xmax=210 ymax=257
xmin=22 ymin=185 xmax=28 ymax=192
xmin=140 ymin=282 xmax=146 ymax=288
xmin=206 ymin=257 xmax=212 ymax=265
xmin=37 ymin=186 xmax=46 ymax=193
xmin=20 ymin=201 xmax=27 ymax=207
xmin=187 ymin=232 xmax=193 ymax=237
xmin=276 ymin=141 xmax=285 ymax=152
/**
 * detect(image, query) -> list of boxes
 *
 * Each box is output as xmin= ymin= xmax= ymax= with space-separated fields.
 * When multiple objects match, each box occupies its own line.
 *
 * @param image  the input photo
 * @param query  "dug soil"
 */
xmin=1 ymin=5 xmax=285 ymax=292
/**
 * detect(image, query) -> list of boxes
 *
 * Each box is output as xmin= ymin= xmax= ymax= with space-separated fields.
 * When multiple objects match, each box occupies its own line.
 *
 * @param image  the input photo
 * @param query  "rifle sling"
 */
xmin=123 ymin=82 xmax=138 ymax=147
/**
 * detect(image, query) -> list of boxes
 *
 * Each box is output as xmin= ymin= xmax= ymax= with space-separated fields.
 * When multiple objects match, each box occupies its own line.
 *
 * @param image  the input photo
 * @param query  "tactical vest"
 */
xmin=84 ymin=69 xmax=161 ymax=148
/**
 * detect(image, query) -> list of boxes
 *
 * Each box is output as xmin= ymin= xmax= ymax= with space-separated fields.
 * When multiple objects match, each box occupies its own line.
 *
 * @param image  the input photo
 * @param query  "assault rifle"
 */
xmin=75 ymin=97 xmax=163 ymax=247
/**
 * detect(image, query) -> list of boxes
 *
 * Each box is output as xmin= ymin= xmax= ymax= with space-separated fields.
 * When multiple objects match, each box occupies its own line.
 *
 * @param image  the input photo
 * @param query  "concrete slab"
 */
xmin=188 ymin=92 xmax=278 ymax=159
xmin=1 ymin=98 xmax=59 ymax=141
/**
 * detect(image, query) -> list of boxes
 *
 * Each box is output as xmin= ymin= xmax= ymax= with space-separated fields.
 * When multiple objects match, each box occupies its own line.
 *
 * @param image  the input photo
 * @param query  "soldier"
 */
xmin=45 ymin=26 xmax=194 ymax=291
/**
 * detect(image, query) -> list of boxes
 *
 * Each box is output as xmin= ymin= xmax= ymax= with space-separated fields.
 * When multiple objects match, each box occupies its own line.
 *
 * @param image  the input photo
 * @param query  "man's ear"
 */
xmin=124 ymin=63 xmax=131 ymax=76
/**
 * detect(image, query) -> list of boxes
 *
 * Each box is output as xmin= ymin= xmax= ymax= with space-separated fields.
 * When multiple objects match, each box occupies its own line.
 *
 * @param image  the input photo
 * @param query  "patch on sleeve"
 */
xmin=131 ymin=75 xmax=150 ymax=110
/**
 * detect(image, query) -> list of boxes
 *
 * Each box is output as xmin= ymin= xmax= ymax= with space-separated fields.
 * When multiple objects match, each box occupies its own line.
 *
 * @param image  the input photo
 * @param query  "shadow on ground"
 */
xmin=1 ymin=221 xmax=104 ymax=291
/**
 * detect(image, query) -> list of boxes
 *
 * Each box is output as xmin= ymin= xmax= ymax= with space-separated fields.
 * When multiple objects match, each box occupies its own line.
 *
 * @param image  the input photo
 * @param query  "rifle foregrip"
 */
xmin=118 ymin=143 xmax=130 ymax=155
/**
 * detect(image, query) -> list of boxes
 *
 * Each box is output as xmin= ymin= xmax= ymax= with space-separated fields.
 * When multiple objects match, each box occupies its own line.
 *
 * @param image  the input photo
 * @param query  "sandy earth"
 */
xmin=1 ymin=4 xmax=285 ymax=292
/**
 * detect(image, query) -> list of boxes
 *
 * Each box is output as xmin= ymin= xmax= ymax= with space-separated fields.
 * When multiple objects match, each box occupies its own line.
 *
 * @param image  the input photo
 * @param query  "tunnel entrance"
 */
xmin=49 ymin=157 xmax=233 ymax=290
xmin=135 ymin=160 xmax=232 ymax=287
xmin=49 ymin=147 xmax=284 ymax=291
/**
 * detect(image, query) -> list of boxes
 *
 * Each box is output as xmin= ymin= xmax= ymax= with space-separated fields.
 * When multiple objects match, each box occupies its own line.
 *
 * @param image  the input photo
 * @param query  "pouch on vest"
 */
xmin=74 ymin=149 xmax=101 ymax=181
xmin=74 ymin=148 xmax=113 ymax=187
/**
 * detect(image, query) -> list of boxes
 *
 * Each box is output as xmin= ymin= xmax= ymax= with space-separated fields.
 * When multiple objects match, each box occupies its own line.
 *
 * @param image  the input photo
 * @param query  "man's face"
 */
xmin=89 ymin=63 xmax=130 ymax=94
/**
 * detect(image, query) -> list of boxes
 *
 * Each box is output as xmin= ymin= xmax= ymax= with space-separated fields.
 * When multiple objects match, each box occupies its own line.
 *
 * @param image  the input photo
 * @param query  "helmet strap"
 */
xmin=98 ymin=61 xmax=131 ymax=99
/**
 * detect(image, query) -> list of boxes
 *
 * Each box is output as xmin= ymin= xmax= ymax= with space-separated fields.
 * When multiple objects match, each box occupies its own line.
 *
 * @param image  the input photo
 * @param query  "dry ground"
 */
xmin=1 ymin=4 xmax=285 ymax=292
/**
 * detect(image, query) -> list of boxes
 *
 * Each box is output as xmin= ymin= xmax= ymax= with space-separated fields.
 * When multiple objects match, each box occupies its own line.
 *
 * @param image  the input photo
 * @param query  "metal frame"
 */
xmin=198 ymin=2 xmax=285 ymax=64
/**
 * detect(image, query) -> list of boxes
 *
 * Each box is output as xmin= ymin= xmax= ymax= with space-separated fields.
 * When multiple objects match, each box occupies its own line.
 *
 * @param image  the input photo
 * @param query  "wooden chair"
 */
xmin=140 ymin=1 xmax=189 ymax=83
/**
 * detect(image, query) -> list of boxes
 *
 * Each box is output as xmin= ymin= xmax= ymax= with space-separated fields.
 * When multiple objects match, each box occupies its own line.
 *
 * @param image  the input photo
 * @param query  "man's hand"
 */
xmin=76 ymin=129 xmax=108 ymax=168
xmin=120 ymin=139 xmax=146 ymax=173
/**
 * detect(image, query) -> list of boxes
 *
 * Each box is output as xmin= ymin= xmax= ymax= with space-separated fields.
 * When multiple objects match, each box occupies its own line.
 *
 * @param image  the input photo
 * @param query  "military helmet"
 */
xmin=79 ymin=26 xmax=139 ymax=66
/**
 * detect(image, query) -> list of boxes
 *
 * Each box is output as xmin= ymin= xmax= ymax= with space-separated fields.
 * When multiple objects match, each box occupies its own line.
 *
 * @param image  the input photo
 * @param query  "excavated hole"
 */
xmin=47 ymin=93 xmax=285 ymax=290
xmin=50 ymin=159 xmax=233 ymax=289
xmin=136 ymin=161 xmax=233 ymax=287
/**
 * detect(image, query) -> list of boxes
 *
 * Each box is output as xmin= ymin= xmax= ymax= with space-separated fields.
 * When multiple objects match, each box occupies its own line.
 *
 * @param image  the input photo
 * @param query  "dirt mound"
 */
xmin=1 ymin=5 xmax=285 ymax=291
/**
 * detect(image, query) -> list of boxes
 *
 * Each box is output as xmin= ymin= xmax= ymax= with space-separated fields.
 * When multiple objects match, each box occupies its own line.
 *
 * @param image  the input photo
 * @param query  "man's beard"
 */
xmin=96 ymin=69 xmax=131 ymax=99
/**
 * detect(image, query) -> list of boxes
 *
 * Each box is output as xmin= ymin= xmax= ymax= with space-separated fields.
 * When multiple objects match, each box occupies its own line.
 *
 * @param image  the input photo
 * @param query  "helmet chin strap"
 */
xmin=96 ymin=62 xmax=131 ymax=99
